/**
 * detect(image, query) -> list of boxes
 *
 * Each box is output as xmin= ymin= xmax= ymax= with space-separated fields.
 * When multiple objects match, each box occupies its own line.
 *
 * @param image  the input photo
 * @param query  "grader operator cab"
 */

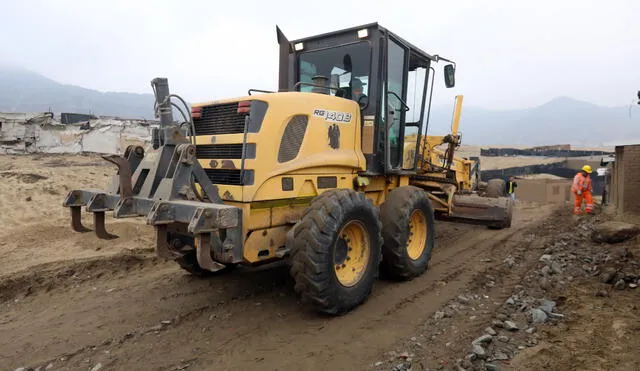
xmin=63 ymin=23 xmax=513 ymax=315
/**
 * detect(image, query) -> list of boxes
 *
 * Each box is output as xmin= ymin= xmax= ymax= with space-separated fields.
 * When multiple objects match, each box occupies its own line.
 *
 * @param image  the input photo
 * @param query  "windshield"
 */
xmin=298 ymin=41 xmax=371 ymax=103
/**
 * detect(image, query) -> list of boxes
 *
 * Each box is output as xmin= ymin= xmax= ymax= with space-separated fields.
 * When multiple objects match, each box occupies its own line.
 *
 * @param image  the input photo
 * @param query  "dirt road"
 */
xmin=1 ymin=154 xmax=555 ymax=371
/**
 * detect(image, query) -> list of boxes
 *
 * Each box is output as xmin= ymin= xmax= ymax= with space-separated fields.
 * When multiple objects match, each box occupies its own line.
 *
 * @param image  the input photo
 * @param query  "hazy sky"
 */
xmin=1 ymin=0 xmax=639 ymax=110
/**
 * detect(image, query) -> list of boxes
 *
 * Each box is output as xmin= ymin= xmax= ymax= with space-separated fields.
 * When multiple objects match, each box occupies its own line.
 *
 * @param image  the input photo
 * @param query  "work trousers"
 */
xmin=573 ymin=191 xmax=593 ymax=214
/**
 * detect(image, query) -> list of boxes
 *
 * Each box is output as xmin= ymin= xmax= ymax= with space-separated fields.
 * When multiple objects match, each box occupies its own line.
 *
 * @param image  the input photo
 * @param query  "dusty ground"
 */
xmin=0 ymin=154 xmax=638 ymax=371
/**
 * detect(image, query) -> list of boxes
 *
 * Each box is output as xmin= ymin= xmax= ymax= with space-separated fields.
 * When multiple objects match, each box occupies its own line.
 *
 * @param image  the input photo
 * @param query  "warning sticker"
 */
xmin=312 ymin=109 xmax=352 ymax=123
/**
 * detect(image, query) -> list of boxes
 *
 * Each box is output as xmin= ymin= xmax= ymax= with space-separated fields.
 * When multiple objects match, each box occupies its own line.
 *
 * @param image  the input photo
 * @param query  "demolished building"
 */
xmin=0 ymin=112 xmax=156 ymax=154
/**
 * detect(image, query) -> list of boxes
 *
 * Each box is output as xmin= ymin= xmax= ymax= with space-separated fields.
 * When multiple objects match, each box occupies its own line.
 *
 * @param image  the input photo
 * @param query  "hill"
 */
xmin=0 ymin=67 xmax=155 ymax=119
xmin=427 ymin=96 xmax=639 ymax=147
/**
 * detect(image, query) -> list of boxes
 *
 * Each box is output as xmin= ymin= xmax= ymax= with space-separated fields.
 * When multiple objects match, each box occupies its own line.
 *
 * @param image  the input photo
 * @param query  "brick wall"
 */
xmin=621 ymin=145 xmax=640 ymax=214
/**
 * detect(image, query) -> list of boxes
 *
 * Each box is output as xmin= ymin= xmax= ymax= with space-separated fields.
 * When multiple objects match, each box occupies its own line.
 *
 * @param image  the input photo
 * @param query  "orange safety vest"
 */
xmin=572 ymin=172 xmax=592 ymax=193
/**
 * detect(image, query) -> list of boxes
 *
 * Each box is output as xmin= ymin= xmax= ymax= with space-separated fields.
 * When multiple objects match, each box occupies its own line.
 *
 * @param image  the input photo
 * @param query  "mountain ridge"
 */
xmin=1 ymin=67 xmax=637 ymax=146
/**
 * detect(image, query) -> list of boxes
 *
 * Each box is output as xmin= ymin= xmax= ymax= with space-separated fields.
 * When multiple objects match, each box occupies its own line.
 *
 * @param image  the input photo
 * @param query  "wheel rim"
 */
xmin=333 ymin=220 xmax=370 ymax=287
xmin=407 ymin=209 xmax=428 ymax=260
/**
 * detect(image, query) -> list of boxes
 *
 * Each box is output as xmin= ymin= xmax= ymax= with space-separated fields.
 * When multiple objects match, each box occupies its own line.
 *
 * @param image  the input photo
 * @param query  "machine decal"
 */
xmin=328 ymin=124 xmax=340 ymax=149
xmin=313 ymin=109 xmax=352 ymax=123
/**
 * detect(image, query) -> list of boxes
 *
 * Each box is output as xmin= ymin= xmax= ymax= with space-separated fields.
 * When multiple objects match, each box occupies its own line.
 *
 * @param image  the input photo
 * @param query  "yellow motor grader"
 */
xmin=63 ymin=23 xmax=512 ymax=315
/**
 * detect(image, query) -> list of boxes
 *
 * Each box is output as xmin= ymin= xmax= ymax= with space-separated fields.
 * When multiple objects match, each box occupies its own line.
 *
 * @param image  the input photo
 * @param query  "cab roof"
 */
xmin=289 ymin=22 xmax=437 ymax=62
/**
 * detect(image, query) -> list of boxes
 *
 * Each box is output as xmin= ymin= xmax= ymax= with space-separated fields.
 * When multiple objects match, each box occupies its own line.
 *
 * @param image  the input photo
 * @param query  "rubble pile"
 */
xmin=461 ymin=213 xmax=639 ymax=371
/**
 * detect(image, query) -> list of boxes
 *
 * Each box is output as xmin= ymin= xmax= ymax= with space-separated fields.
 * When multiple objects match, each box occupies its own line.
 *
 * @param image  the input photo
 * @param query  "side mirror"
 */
xmin=444 ymin=64 xmax=455 ymax=88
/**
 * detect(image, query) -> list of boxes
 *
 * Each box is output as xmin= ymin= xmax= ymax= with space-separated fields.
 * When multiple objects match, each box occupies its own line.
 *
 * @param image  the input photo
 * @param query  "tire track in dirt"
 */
xmin=1 ymin=204 xmax=552 ymax=371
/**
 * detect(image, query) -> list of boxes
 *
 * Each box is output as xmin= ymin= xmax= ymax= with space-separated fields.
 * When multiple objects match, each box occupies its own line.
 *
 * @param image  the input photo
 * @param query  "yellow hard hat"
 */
xmin=582 ymin=165 xmax=592 ymax=173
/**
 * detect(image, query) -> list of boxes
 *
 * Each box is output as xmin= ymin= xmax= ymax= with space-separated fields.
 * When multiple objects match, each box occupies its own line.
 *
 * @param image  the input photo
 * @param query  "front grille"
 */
xmin=196 ymin=144 xmax=243 ymax=159
xmin=194 ymin=102 xmax=245 ymax=135
xmin=204 ymin=169 xmax=242 ymax=185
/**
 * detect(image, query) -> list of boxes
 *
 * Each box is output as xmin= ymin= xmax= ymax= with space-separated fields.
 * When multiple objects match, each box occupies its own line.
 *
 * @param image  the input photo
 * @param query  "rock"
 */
xmin=614 ymin=279 xmax=626 ymax=290
xmin=45 ymin=365 xmax=54 ymax=371
xmin=458 ymin=295 xmax=471 ymax=304
xmin=25 ymin=196 xmax=32 ymax=202
xmin=161 ymin=320 xmax=172 ymax=325
xmin=518 ymin=345 xmax=526 ymax=350
xmin=14 ymin=368 xmax=32 ymax=371
xmin=485 ymin=327 xmax=497 ymax=336
xmin=497 ymin=335 xmax=510 ymax=343
xmin=526 ymin=327 xmax=537 ymax=334
xmin=504 ymin=320 xmax=519 ymax=331
xmin=503 ymin=256 xmax=516 ymax=268
xmin=493 ymin=352 xmax=510 ymax=361
xmin=471 ymin=344 xmax=487 ymax=359
xmin=538 ymin=299 xmax=556 ymax=314
xmin=505 ymin=297 xmax=515 ymax=305
xmin=465 ymin=353 xmax=477 ymax=362
xmin=485 ymin=364 xmax=501 ymax=371
xmin=630 ymin=283 xmax=638 ymax=289
xmin=434 ymin=311 xmax=445 ymax=320
xmin=374 ymin=361 xmax=384 ymax=366
xmin=550 ymin=261 xmax=563 ymax=274
xmin=149 ymin=324 xmax=164 ymax=332
xmin=541 ymin=265 xmax=552 ymax=276
xmin=529 ymin=308 xmax=548 ymax=324
xmin=592 ymin=221 xmax=640 ymax=244
xmin=600 ymin=268 xmax=618 ymax=284
xmin=90 ymin=364 xmax=103 ymax=371
xmin=496 ymin=313 xmax=508 ymax=321
xmin=595 ymin=290 xmax=609 ymax=297
xmin=410 ymin=337 xmax=417 ymax=342
xmin=492 ymin=319 xmax=504 ymax=328
xmin=539 ymin=276 xmax=551 ymax=290
xmin=398 ymin=352 xmax=409 ymax=359
xmin=539 ymin=254 xmax=553 ymax=263
xmin=472 ymin=334 xmax=493 ymax=345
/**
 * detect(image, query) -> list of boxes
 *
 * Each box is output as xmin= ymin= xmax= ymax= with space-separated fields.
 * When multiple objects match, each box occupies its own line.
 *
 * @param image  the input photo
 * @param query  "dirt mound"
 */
xmin=0 ymin=249 xmax=157 ymax=303
xmin=0 ymin=170 xmax=48 ymax=183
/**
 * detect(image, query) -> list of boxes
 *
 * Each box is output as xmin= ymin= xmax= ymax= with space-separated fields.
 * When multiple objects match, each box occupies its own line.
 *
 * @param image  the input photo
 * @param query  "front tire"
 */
xmin=380 ymin=186 xmax=436 ymax=280
xmin=486 ymin=178 xmax=507 ymax=198
xmin=289 ymin=189 xmax=382 ymax=315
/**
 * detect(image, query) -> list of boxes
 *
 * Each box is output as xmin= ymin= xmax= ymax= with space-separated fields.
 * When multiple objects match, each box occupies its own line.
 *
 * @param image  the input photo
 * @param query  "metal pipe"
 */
xmin=151 ymin=77 xmax=174 ymax=129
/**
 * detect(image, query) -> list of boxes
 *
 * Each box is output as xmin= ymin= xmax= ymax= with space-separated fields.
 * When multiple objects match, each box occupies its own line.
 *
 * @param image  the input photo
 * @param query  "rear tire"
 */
xmin=380 ymin=186 xmax=436 ymax=280
xmin=289 ymin=189 xmax=382 ymax=315
xmin=486 ymin=178 xmax=506 ymax=198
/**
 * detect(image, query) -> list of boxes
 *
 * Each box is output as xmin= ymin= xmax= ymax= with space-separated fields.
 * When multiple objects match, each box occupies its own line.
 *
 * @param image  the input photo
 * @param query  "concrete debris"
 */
xmin=492 ymin=352 xmax=509 ymax=361
xmin=503 ymin=320 xmax=519 ymax=331
xmin=471 ymin=344 xmax=487 ymax=359
xmin=539 ymin=254 xmax=553 ymax=263
xmin=472 ymin=334 xmax=493 ymax=345
xmin=525 ymin=327 xmax=537 ymax=334
xmin=503 ymin=256 xmax=516 ymax=268
xmin=529 ymin=308 xmax=548 ymax=324
xmin=591 ymin=221 xmax=640 ymax=244
xmin=0 ymin=112 xmax=155 ymax=155
xmin=600 ymin=268 xmax=618 ymax=284
xmin=484 ymin=327 xmax=497 ymax=336
xmin=538 ymin=299 xmax=557 ymax=314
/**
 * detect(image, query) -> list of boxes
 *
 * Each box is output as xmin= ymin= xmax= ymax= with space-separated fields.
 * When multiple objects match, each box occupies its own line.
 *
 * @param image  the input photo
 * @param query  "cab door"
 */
xmin=383 ymin=36 xmax=409 ymax=172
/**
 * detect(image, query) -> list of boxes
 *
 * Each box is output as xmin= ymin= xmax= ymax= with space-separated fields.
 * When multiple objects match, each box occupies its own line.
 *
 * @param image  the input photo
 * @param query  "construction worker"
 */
xmin=572 ymin=165 xmax=593 ymax=214
xmin=506 ymin=176 xmax=517 ymax=201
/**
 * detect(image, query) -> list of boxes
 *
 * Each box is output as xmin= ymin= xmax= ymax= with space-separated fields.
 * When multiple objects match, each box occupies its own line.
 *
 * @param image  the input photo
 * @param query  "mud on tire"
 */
xmin=288 ymin=189 xmax=382 ymax=315
xmin=380 ymin=186 xmax=435 ymax=280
